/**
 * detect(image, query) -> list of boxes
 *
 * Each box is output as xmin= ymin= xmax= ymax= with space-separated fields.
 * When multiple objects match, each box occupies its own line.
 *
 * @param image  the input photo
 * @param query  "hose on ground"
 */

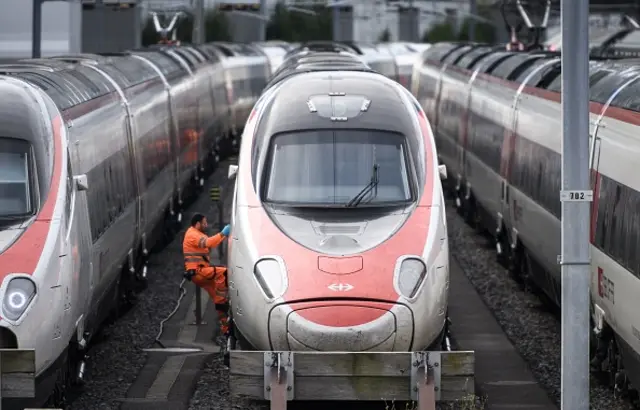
xmin=154 ymin=277 xmax=188 ymax=348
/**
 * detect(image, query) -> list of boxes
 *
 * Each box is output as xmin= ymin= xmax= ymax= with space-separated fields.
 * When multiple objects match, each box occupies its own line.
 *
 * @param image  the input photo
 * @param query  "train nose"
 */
xmin=268 ymin=301 xmax=413 ymax=351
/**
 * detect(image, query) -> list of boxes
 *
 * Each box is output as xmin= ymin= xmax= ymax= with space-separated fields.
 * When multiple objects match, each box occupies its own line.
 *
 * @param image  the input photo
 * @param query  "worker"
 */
xmin=183 ymin=213 xmax=231 ymax=345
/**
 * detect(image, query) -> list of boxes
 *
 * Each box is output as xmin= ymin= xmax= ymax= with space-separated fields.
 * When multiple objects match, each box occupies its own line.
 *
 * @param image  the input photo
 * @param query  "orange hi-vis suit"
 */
xmin=183 ymin=227 xmax=229 ymax=335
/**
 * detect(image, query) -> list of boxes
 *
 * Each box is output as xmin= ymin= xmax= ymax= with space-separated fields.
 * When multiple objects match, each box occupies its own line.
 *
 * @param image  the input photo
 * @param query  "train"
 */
xmin=409 ymin=41 xmax=640 ymax=399
xmin=0 ymin=38 xmax=425 ymax=408
xmin=225 ymin=44 xmax=451 ymax=356
xmin=0 ymin=41 xmax=274 ymax=408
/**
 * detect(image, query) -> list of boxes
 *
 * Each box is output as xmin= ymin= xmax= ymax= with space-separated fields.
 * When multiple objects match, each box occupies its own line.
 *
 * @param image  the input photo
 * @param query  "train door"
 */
xmin=69 ymin=141 xmax=94 ymax=336
xmin=499 ymin=92 xmax=519 ymax=246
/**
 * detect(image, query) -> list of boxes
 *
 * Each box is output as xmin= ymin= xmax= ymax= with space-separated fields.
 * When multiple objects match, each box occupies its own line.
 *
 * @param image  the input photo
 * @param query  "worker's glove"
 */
xmin=221 ymin=224 xmax=231 ymax=236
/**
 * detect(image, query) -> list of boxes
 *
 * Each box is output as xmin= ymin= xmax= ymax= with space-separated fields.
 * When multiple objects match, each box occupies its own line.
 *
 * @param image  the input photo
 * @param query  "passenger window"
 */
xmin=608 ymin=78 xmax=640 ymax=111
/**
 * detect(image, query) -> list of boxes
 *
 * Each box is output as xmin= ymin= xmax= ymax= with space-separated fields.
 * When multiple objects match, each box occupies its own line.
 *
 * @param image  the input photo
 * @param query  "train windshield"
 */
xmin=0 ymin=138 xmax=33 ymax=218
xmin=263 ymin=130 xmax=412 ymax=207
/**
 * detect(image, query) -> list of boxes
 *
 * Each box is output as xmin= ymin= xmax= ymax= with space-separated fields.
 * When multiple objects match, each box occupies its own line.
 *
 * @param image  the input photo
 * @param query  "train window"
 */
xmin=509 ymin=137 xmax=561 ymax=218
xmin=262 ymin=130 xmax=413 ymax=206
xmin=590 ymin=71 xmax=639 ymax=104
xmin=489 ymin=54 xmax=530 ymax=79
xmin=0 ymin=138 xmax=33 ymax=217
xmin=456 ymin=47 xmax=492 ymax=69
xmin=608 ymin=77 xmax=640 ymax=111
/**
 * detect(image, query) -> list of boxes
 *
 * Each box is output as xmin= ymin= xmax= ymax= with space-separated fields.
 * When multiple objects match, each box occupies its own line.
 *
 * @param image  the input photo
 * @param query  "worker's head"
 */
xmin=191 ymin=213 xmax=208 ymax=232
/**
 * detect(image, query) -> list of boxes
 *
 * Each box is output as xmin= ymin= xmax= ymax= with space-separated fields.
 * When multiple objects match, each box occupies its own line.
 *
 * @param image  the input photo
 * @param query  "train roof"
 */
xmin=278 ymin=52 xmax=364 ymax=71
xmin=265 ymin=63 xmax=375 ymax=91
xmin=286 ymin=41 xmax=358 ymax=57
xmin=257 ymin=70 xmax=413 ymax=138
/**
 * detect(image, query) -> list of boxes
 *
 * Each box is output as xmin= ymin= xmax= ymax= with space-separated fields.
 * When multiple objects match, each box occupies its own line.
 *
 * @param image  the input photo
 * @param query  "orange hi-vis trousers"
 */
xmin=192 ymin=265 xmax=229 ymax=335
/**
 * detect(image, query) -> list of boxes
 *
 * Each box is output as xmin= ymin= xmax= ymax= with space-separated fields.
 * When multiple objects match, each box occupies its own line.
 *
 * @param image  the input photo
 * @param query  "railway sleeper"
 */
xmin=228 ymin=349 xmax=475 ymax=410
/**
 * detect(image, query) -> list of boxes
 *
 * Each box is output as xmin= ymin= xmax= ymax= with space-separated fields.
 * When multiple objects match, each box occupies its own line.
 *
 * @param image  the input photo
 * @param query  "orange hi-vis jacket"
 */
xmin=183 ymin=227 xmax=226 ymax=271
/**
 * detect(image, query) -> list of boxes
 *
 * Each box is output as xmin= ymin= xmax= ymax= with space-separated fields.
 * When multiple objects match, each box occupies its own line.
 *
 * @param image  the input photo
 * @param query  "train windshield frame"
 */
xmin=261 ymin=129 xmax=414 ymax=207
xmin=0 ymin=137 xmax=35 ymax=219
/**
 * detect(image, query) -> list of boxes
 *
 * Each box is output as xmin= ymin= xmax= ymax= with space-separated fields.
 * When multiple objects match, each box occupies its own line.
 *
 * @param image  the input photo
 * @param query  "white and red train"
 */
xmin=0 ymin=39 xmax=425 ymax=408
xmin=410 ymin=41 xmax=640 ymax=398
xmin=0 ymin=42 xmax=278 ymax=408
xmin=225 ymin=44 xmax=451 ymax=355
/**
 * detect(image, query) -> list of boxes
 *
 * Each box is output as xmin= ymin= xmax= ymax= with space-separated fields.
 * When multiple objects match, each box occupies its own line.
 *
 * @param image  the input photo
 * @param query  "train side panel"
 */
xmin=464 ymin=76 xmax=515 ymax=233
xmin=591 ymin=111 xmax=640 ymax=390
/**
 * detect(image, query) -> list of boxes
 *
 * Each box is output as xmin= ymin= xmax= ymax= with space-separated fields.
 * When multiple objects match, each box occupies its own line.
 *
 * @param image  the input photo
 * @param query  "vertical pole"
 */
xmin=32 ymin=0 xmax=42 ymax=58
xmin=259 ymin=0 xmax=268 ymax=41
xmin=333 ymin=4 xmax=341 ymax=41
xmin=194 ymin=285 xmax=202 ymax=325
xmin=468 ymin=0 xmax=476 ymax=42
xmin=193 ymin=0 xmax=205 ymax=44
xmin=560 ymin=0 xmax=590 ymax=408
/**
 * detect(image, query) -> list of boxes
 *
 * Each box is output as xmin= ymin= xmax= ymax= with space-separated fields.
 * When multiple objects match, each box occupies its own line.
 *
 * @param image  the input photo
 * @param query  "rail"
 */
xmin=229 ymin=350 xmax=475 ymax=410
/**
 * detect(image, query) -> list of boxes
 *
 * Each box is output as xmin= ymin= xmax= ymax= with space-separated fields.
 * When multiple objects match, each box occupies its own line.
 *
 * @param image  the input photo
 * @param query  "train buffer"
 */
xmin=0 ymin=348 xmax=37 ymax=409
xmin=229 ymin=350 xmax=475 ymax=410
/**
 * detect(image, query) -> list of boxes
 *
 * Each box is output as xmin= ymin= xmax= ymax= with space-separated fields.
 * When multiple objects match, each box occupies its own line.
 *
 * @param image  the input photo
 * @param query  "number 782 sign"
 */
xmin=560 ymin=190 xmax=593 ymax=202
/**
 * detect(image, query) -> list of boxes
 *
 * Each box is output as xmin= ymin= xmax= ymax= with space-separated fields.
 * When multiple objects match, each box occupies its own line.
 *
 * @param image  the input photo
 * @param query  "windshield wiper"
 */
xmin=345 ymin=164 xmax=379 ymax=208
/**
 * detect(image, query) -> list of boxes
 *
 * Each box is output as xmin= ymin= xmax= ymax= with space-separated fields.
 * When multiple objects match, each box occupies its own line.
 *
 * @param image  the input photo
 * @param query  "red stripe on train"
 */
xmin=0 ymin=115 xmax=63 ymax=278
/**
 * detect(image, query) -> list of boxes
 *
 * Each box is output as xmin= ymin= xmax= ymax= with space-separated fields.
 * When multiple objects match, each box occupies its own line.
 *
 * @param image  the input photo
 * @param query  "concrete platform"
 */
xmin=118 ymin=283 xmax=221 ymax=410
xmin=448 ymin=256 xmax=558 ymax=410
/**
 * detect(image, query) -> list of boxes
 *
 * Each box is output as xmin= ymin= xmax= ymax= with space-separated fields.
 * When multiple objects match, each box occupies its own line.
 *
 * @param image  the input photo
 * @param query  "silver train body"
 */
xmin=0 ymin=42 xmax=271 ymax=407
xmin=410 ymin=41 xmax=640 ymax=396
xmin=226 ymin=47 xmax=451 ymax=354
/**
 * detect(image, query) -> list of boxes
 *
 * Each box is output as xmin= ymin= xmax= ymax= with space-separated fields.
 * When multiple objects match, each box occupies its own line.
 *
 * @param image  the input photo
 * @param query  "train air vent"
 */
xmin=312 ymin=222 xmax=364 ymax=236
xmin=318 ymin=235 xmax=360 ymax=250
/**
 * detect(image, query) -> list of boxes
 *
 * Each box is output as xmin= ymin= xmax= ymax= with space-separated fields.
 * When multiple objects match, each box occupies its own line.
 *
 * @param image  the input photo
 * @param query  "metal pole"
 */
xmin=468 ymin=0 xmax=476 ymax=42
xmin=333 ymin=5 xmax=340 ymax=41
xmin=194 ymin=285 xmax=203 ymax=325
xmin=560 ymin=0 xmax=591 ymax=407
xmin=193 ymin=0 xmax=205 ymax=43
xmin=259 ymin=0 xmax=268 ymax=41
xmin=32 ymin=0 xmax=42 ymax=58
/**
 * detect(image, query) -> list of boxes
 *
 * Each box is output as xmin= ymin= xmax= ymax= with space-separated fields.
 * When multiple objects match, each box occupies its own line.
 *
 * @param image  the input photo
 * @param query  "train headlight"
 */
xmin=395 ymin=257 xmax=427 ymax=299
xmin=2 ymin=277 xmax=36 ymax=321
xmin=254 ymin=257 xmax=286 ymax=300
